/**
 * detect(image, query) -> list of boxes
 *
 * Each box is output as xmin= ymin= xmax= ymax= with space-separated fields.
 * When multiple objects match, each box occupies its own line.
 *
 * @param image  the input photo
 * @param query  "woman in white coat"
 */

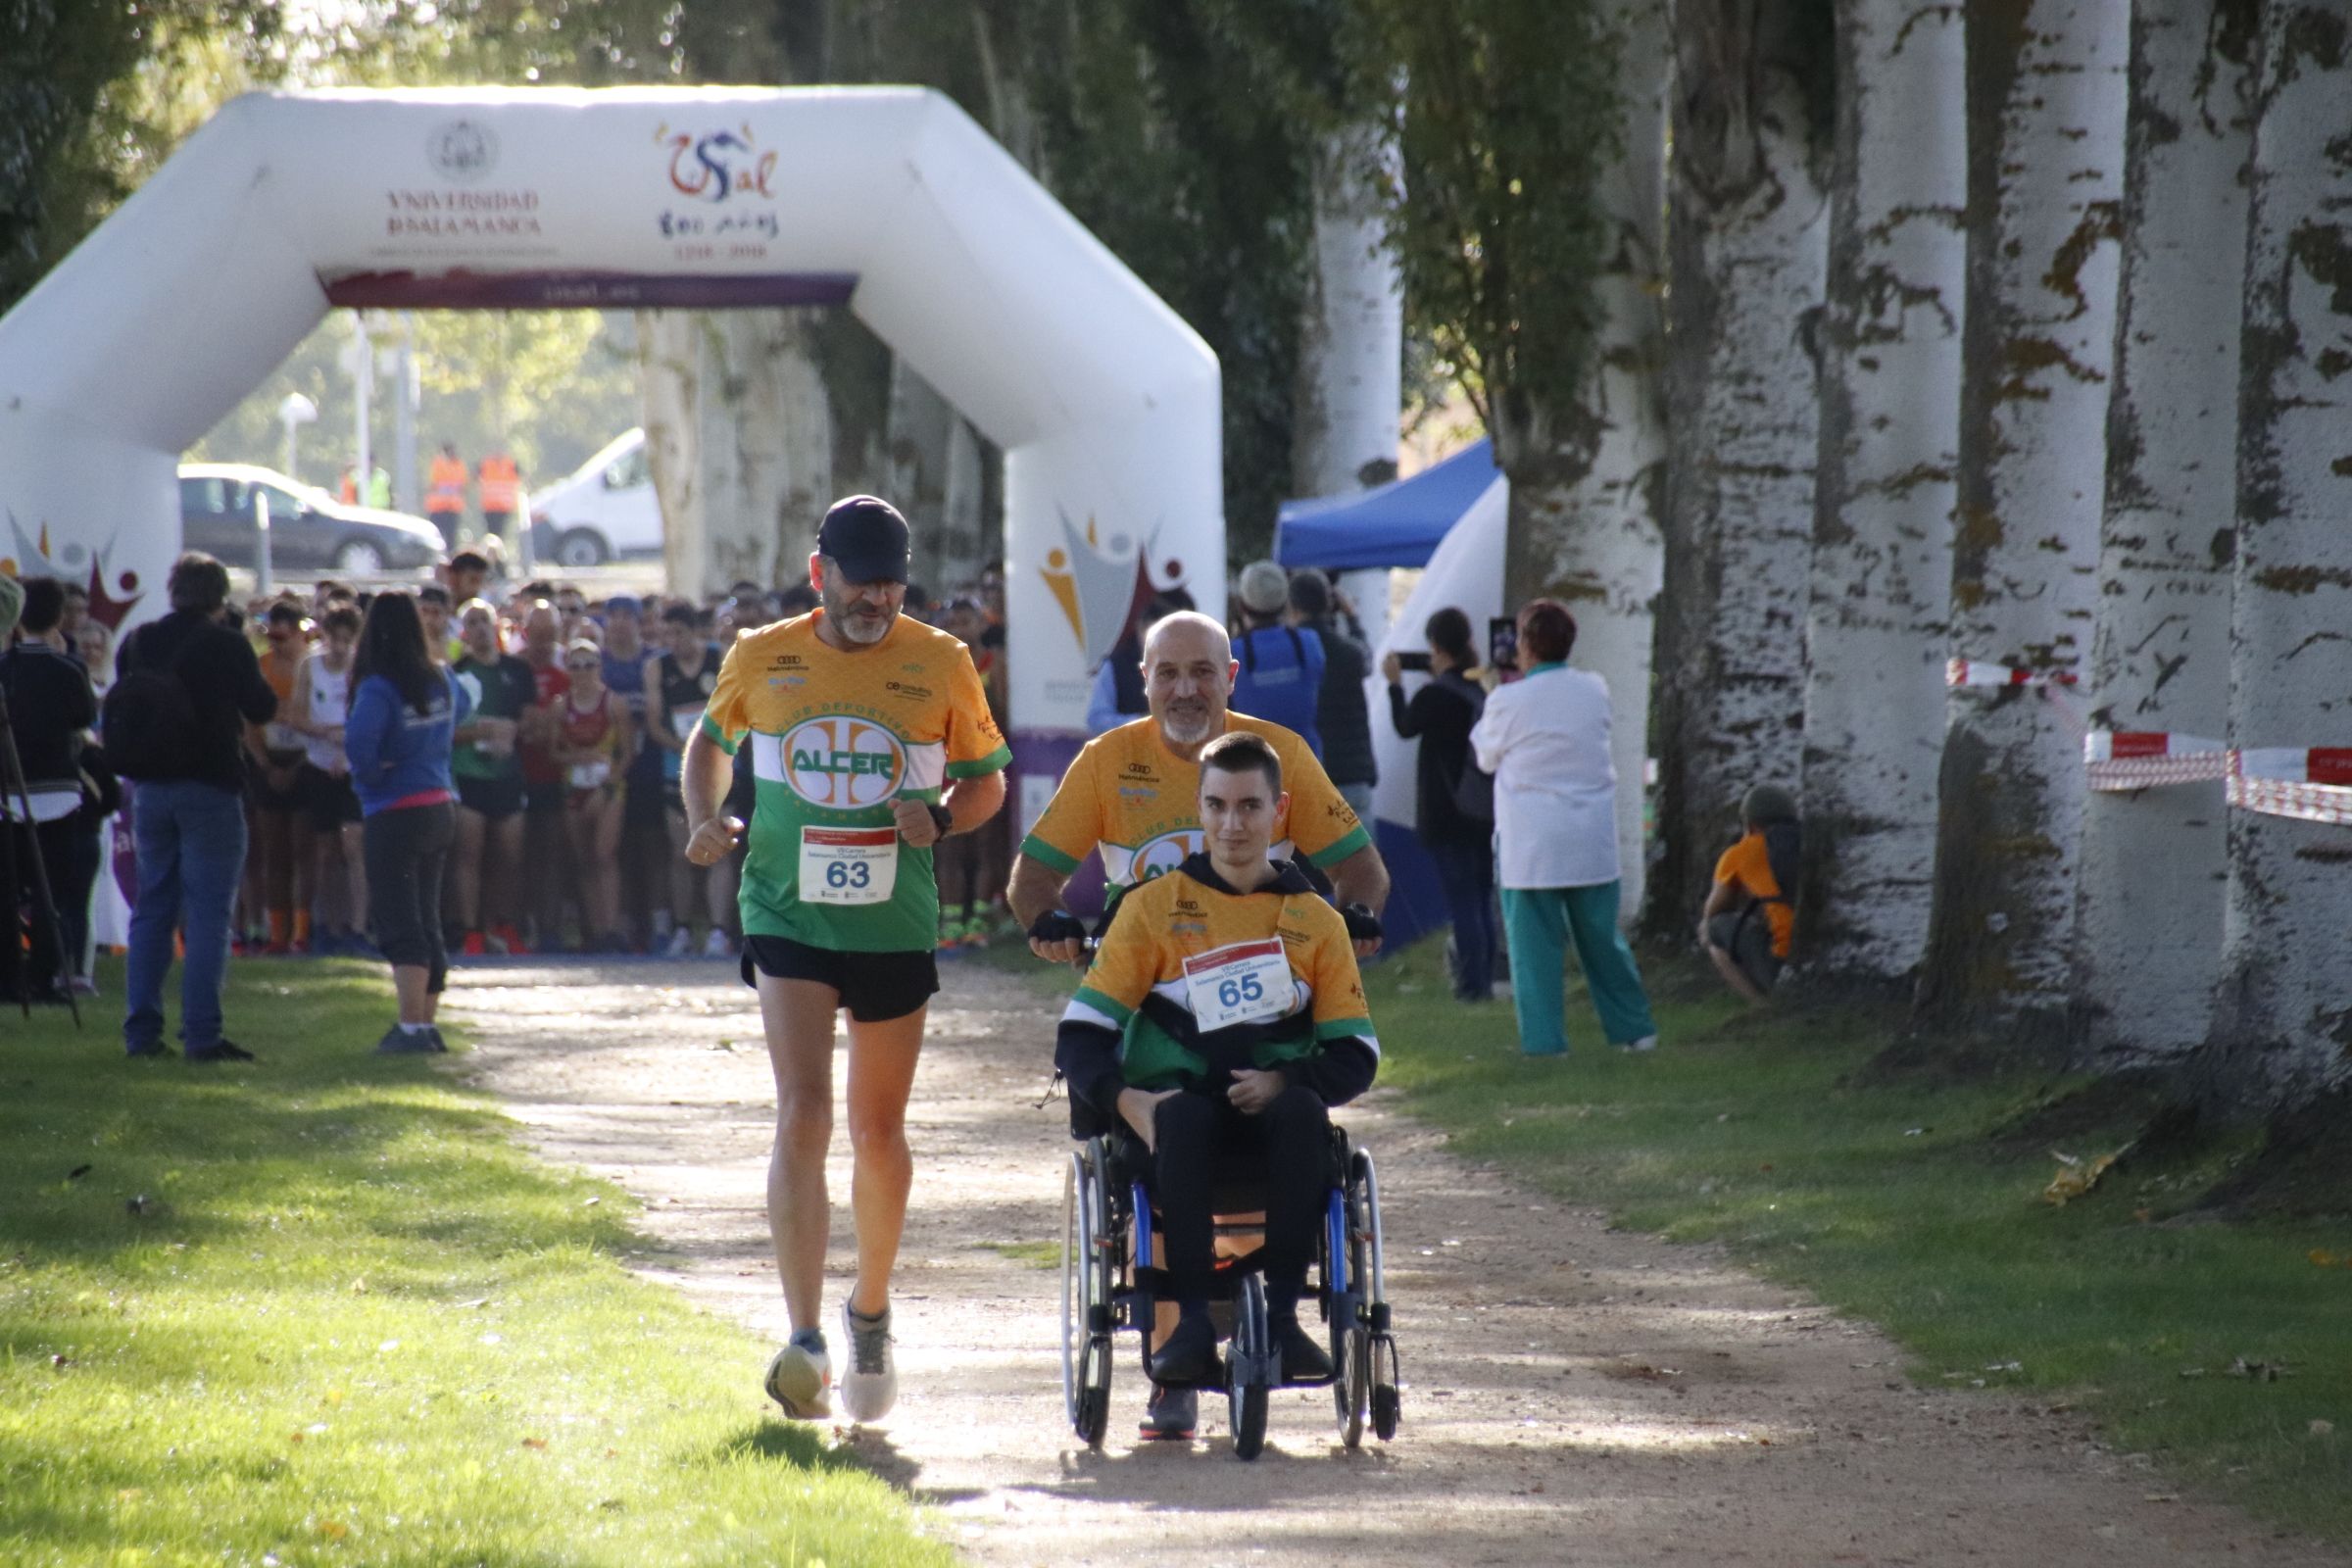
xmin=1469 ymin=599 xmax=1657 ymax=1056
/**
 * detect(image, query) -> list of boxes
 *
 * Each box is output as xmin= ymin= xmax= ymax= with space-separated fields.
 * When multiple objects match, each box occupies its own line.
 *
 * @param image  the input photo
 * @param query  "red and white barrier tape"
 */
xmin=1946 ymin=660 xmax=2081 ymax=689
xmin=1952 ymin=663 xmax=2348 ymax=825
xmin=2074 ymin=731 xmax=2352 ymax=824
xmin=2228 ymin=775 xmax=2352 ymax=826
xmin=2233 ymin=747 xmax=2352 ymax=786
xmin=2082 ymin=731 xmax=2230 ymax=790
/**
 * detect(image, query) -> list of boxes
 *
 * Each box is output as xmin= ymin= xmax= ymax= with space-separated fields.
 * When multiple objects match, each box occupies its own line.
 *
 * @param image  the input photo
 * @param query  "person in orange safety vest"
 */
xmin=426 ymin=441 xmax=468 ymax=549
xmin=477 ymin=448 xmax=521 ymax=549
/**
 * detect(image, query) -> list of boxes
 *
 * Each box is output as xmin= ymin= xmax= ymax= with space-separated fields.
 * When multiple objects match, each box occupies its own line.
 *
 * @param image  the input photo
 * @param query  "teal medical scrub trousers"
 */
xmin=1501 ymin=881 xmax=1656 ymax=1055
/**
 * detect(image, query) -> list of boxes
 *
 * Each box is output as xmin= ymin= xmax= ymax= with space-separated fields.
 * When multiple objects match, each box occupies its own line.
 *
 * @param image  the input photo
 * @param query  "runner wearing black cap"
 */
xmin=681 ymin=495 xmax=1011 ymax=1423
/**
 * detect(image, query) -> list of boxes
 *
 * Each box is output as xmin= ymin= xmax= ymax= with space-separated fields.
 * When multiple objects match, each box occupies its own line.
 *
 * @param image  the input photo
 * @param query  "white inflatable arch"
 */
xmin=0 ymin=85 xmax=1222 ymax=775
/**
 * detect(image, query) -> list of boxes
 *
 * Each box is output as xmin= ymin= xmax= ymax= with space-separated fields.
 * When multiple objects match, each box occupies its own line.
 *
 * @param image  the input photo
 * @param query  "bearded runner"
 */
xmin=681 ymin=495 xmax=1008 ymax=1428
xmin=1009 ymin=610 xmax=1388 ymax=960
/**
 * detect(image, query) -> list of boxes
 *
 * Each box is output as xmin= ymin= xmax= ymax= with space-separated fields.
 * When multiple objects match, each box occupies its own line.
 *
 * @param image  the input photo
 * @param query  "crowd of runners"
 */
xmin=69 ymin=548 xmax=1017 ymax=968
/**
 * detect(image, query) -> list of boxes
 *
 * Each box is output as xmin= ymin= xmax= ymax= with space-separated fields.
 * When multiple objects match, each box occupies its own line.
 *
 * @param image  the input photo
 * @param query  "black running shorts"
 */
xmin=456 ymin=771 xmax=525 ymax=820
xmin=740 ymin=935 xmax=939 ymax=1023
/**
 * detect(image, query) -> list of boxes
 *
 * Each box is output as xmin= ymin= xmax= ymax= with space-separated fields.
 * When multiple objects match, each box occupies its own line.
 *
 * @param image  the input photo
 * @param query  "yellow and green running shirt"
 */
xmin=700 ymin=611 xmax=1010 ymax=953
xmin=1058 ymin=856 xmax=1379 ymax=1100
xmin=1020 ymin=712 xmax=1372 ymax=893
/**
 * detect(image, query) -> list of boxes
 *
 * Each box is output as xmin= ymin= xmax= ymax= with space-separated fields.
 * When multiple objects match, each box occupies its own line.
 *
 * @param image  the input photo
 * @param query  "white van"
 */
xmin=527 ymin=428 xmax=662 ymax=566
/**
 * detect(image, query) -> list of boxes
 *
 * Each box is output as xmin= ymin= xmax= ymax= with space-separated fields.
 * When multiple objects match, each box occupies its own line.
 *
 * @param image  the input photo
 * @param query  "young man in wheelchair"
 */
xmin=1054 ymin=729 xmax=1380 ymax=1432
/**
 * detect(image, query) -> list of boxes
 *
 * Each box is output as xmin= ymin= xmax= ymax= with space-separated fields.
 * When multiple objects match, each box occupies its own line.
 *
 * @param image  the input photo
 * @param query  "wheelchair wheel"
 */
xmin=1075 ymin=1337 xmax=1112 ymax=1448
xmin=1061 ymin=1145 xmax=1114 ymax=1446
xmin=1228 ymin=1273 xmax=1270 ymax=1461
xmin=1335 ymin=1328 xmax=1370 ymax=1448
xmin=1333 ymin=1154 xmax=1372 ymax=1446
xmin=1369 ymin=1333 xmax=1402 ymax=1443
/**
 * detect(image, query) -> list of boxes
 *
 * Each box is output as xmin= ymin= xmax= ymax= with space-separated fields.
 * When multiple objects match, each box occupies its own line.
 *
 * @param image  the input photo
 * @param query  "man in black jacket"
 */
xmin=115 ymin=553 xmax=277 ymax=1061
xmin=0 ymin=577 xmax=96 ymax=1005
xmin=1286 ymin=570 xmax=1377 ymax=821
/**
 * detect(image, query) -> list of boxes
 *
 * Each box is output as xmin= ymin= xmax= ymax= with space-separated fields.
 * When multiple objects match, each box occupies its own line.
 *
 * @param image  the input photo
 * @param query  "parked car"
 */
xmin=527 ymin=428 xmax=662 ymax=567
xmin=177 ymin=464 xmax=443 ymax=574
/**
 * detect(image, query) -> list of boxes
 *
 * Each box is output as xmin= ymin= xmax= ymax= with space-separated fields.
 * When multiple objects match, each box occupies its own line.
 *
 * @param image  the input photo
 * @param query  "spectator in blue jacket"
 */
xmin=346 ymin=590 xmax=469 ymax=1054
xmin=1228 ymin=561 xmax=1324 ymax=755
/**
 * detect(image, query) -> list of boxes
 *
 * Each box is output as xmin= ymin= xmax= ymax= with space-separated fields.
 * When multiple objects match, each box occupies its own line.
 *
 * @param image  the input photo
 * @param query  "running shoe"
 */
xmin=461 ymin=930 xmax=487 ymax=957
xmin=662 ymin=926 xmax=693 ymax=958
xmin=494 ymin=924 xmax=528 ymax=956
xmin=701 ymin=928 xmax=732 ymax=959
xmin=375 ymin=1023 xmax=438 ymax=1055
xmin=1149 ymin=1312 xmax=1219 ymax=1386
xmin=838 ymin=1301 xmax=898 ymax=1423
xmin=764 ymin=1329 xmax=832 ymax=1420
xmin=1138 ymin=1383 xmax=1197 ymax=1441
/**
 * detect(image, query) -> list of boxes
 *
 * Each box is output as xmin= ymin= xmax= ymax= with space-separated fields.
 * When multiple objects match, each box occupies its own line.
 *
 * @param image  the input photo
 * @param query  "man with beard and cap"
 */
xmin=1005 ymin=607 xmax=1391 ymax=1442
xmin=681 ymin=495 xmax=1010 ymax=1425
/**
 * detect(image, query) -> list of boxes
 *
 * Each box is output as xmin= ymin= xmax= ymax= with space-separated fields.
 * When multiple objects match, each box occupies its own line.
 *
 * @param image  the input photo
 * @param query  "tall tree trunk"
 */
xmin=1797 ymin=0 xmax=1968 ymax=984
xmin=1500 ymin=0 xmax=1668 ymax=920
xmin=2074 ymin=0 xmax=2257 ymax=1066
xmin=885 ymin=355 xmax=991 ymax=593
xmin=2209 ymin=2 xmax=2352 ymax=1107
xmin=639 ymin=309 xmax=832 ymax=599
xmin=1293 ymin=125 xmax=1403 ymax=500
xmin=1650 ymin=0 xmax=1831 ymax=941
xmin=1913 ymin=1 xmax=2127 ymax=1038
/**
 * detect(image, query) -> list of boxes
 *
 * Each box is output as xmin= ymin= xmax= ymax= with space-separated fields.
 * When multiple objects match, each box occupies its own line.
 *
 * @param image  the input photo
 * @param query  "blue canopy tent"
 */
xmin=1274 ymin=439 xmax=1509 ymax=959
xmin=1273 ymin=438 xmax=1503 ymax=569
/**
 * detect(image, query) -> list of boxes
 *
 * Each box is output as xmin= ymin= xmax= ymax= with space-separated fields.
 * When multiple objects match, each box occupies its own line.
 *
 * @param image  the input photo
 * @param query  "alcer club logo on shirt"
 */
xmin=1129 ymin=830 xmax=1198 ymax=882
xmin=781 ymin=715 xmax=905 ymax=808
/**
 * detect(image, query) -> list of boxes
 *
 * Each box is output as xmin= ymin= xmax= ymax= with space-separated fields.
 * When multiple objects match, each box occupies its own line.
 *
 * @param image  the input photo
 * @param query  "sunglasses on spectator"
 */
xmin=565 ymin=659 xmax=599 ymax=670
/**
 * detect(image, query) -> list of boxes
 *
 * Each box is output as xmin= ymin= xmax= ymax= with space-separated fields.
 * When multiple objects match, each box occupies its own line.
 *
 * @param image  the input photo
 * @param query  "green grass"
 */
xmin=1359 ymin=936 xmax=2352 ymax=1540
xmin=968 ymin=1240 xmax=1062 ymax=1271
xmin=1 ymin=958 xmax=950 ymax=1568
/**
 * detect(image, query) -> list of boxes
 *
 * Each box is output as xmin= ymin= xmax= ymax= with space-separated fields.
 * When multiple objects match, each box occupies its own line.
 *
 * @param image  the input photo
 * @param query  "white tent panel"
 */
xmin=1368 ymin=476 xmax=1508 ymax=829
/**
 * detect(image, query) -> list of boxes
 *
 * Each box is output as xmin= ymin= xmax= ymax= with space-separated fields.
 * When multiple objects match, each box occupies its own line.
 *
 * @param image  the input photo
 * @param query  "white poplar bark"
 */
xmin=2074 ymin=0 xmax=2255 ymax=1064
xmin=1504 ymin=0 xmax=1668 ymax=920
xmin=1914 ymin=3 xmax=2127 ymax=1036
xmin=639 ymin=310 xmax=832 ymax=599
xmin=2212 ymin=3 xmax=2352 ymax=1105
xmin=1294 ymin=125 xmax=1403 ymax=500
xmin=1652 ymin=0 xmax=1830 ymax=937
xmin=1797 ymin=0 xmax=1967 ymax=983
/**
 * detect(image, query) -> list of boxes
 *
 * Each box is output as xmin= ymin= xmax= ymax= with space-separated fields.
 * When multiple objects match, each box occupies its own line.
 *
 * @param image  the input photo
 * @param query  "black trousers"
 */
xmin=1145 ymin=1083 xmax=1331 ymax=1310
xmin=366 ymin=802 xmax=455 ymax=994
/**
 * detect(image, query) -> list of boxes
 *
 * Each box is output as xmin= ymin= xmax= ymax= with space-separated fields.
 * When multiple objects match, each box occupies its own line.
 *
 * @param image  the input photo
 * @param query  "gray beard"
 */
xmin=835 ymin=610 xmax=894 ymax=645
xmin=1159 ymin=709 xmax=1214 ymax=747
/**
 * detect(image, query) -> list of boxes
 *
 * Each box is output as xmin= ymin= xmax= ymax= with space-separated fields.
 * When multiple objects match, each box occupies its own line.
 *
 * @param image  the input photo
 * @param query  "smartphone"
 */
xmin=1394 ymin=650 xmax=1432 ymax=673
xmin=1488 ymin=616 xmax=1520 ymax=680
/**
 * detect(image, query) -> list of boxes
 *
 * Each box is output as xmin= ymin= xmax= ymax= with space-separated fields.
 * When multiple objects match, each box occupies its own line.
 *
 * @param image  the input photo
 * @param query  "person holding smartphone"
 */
xmin=1469 ymin=599 xmax=1656 ymax=1057
xmin=1382 ymin=608 xmax=1498 ymax=1003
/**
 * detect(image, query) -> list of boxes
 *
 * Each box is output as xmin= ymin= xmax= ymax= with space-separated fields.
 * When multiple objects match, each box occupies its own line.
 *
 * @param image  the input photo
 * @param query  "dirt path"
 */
xmin=450 ymin=958 xmax=2343 ymax=1568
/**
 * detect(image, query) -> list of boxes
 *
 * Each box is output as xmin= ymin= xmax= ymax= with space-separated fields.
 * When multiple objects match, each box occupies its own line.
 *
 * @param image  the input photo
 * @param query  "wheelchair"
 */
xmin=1059 ymin=1123 xmax=1401 ymax=1459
